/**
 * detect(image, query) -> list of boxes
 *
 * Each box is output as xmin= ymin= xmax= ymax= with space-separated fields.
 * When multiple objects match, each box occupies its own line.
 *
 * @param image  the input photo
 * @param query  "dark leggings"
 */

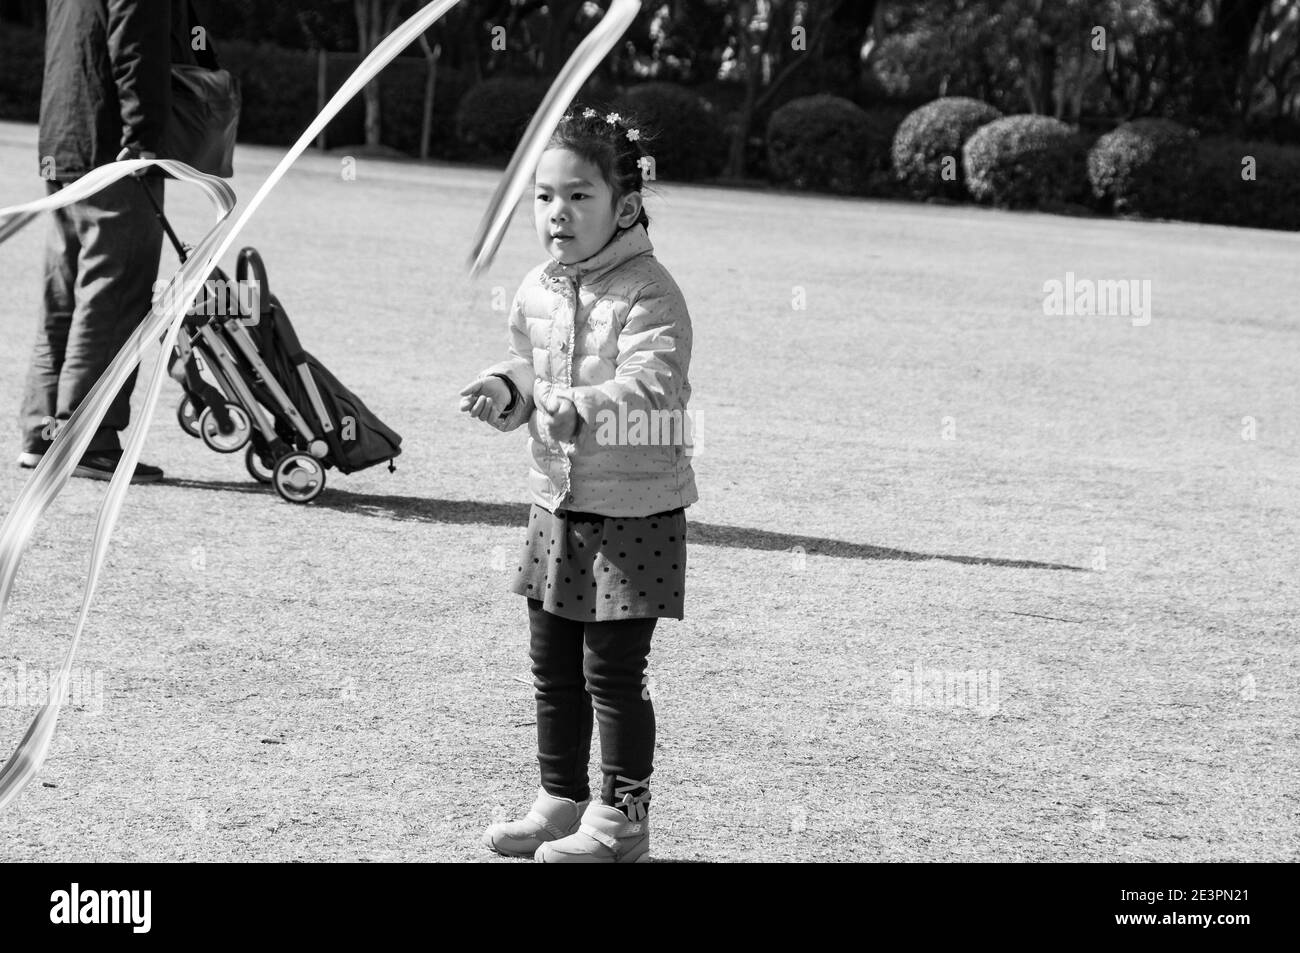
xmin=527 ymin=598 xmax=656 ymax=812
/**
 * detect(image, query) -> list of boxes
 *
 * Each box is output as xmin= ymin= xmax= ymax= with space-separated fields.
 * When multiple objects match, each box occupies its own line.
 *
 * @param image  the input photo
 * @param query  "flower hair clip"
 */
xmin=605 ymin=111 xmax=642 ymax=144
xmin=567 ymin=108 xmax=641 ymax=144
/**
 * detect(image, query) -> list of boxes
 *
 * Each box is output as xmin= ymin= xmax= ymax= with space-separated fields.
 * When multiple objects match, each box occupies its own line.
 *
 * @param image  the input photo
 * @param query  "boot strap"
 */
xmin=525 ymin=810 xmax=572 ymax=840
xmin=579 ymin=823 xmax=621 ymax=852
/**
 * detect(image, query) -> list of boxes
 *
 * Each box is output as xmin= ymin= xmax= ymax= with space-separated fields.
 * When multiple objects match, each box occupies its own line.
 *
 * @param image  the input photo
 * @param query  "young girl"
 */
xmin=459 ymin=106 xmax=697 ymax=863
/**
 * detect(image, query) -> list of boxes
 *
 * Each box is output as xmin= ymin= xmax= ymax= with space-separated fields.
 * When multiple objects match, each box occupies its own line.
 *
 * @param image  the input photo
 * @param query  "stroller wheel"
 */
xmin=177 ymin=395 xmax=202 ymax=438
xmin=272 ymin=452 xmax=326 ymax=504
xmin=199 ymin=402 xmax=252 ymax=454
xmin=245 ymin=445 xmax=275 ymax=484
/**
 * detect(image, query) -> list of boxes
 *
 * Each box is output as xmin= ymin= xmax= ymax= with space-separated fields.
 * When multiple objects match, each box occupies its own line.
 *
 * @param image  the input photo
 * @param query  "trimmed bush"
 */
xmin=456 ymin=76 xmax=548 ymax=159
xmin=0 ymin=25 xmax=45 ymax=124
xmin=330 ymin=54 xmax=474 ymax=157
xmin=387 ymin=72 xmax=462 ymax=158
xmin=1179 ymin=138 xmax=1300 ymax=230
xmin=220 ymin=42 xmax=319 ymax=147
xmin=222 ymin=44 xmax=473 ymax=157
xmin=893 ymin=96 xmax=1002 ymax=199
xmin=616 ymin=83 xmax=726 ymax=181
xmin=1088 ymin=118 xmax=1196 ymax=218
xmin=962 ymin=115 xmax=1089 ymax=209
xmin=858 ymin=103 xmax=916 ymax=196
xmin=766 ymin=94 xmax=880 ymax=195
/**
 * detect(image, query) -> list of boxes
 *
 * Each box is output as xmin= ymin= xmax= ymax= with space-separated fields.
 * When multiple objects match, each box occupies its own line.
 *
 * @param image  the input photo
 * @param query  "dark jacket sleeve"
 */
xmin=107 ymin=0 xmax=171 ymax=156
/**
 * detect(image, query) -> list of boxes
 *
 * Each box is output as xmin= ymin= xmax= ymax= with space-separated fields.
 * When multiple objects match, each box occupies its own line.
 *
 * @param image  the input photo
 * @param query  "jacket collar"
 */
xmin=541 ymin=223 xmax=652 ymax=288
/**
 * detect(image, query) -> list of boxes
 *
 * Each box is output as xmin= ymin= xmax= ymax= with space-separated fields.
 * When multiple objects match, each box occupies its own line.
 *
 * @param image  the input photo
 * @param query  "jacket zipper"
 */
xmin=553 ymin=275 xmax=576 ymax=505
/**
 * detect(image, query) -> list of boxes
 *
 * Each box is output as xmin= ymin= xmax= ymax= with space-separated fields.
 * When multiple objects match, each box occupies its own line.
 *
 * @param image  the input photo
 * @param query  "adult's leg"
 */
xmin=528 ymin=598 xmax=593 ymax=802
xmin=583 ymin=617 xmax=657 ymax=814
xmin=18 ymin=181 xmax=77 ymax=455
xmin=57 ymin=175 xmax=164 ymax=453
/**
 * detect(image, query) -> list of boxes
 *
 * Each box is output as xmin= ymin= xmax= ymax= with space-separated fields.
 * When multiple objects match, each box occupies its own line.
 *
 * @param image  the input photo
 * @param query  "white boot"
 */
xmin=534 ymin=780 xmax=651 ymax=863
xmin=482 ymin=788 xmax=589 ymax=857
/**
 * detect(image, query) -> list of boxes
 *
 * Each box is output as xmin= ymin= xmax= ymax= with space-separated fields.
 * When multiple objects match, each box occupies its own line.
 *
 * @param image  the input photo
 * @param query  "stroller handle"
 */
xmin=236 ymin=247 xmax=271 ymax=302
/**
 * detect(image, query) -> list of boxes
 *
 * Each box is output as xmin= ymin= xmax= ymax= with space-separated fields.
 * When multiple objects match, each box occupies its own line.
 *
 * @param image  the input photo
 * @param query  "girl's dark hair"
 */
xmin=547 ymin=104 xmax=656 ymax=231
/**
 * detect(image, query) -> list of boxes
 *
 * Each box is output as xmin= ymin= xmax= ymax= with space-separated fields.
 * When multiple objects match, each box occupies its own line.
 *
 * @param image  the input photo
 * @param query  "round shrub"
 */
xmin=1180 ymin=137 xmax=1300 ymax=230
xmin=962 ymin=115 xmax=1089 ymax=209
xmin=766 ymin=94 xmax=880 ymax=195
xmin=892 ymin=96 xmax=1002 ymax=199
xmin=456 ymin=77 xmax=548 ymax=158
xmin=1088 ymin=118 xmax=1196 ymax=218
xmin=616 ymin=83 xmax=726 ymax=181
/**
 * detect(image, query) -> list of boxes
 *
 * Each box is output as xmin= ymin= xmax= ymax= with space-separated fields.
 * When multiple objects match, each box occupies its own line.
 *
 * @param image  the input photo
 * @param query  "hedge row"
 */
xmin=0 ymin=25 xmax=43 ymax=122
xmin=3 ymin=23 xmax=1296 ymax=230
xmin=850 ymin=94 xmax=1300 ymax=231
xmin=758 ymin=92 xmax=1300 ymax=230
xmin=0 ymin=28 xmax=729 ymax=181
xmin=1087 ymin=119 xmax=1300 ymax=230
xmin=220 ymin=41 xmax=474 ymax=158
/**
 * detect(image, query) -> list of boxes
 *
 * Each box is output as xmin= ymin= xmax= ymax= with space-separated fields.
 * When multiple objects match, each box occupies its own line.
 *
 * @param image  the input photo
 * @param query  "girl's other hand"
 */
xmin=538 ymin=396 xmax=577 ymax=443
xmin=533 ymin=380 xmax=576 ymax=442
xmin=459 ymin=376 xmax=510 ymax=421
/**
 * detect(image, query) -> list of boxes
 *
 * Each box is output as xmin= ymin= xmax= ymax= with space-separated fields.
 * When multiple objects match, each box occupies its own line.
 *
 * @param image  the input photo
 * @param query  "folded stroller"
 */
xmin=143 ymin=184 xmax=402 ymax=503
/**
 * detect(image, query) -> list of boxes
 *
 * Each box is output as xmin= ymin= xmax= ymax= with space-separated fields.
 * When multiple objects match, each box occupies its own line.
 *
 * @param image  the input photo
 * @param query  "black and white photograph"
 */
xmin=0 ymin=0 xmax=1293 ymax=918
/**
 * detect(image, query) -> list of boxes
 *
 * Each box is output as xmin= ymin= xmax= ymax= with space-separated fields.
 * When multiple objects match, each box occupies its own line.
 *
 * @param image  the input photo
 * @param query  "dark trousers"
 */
xmin=527 ymin=599 xmax=656 ymax=812
xmin=19 ymin=176 xmax=163 ymax=455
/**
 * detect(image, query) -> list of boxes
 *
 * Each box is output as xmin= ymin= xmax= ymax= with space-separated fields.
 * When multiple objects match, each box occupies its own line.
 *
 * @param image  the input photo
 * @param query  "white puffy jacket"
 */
xmin=481 ymin=223 xmax=698 ymax=517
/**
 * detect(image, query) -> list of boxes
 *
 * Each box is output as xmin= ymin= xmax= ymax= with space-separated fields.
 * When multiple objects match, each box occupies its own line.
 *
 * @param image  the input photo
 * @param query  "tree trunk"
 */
xmin=724 ymin=0 xmax=845 ymax=180
xmin=419 ymin=36 xmax=441 ymax=160
xmin=727 ymin=75 xmax=757 ymax=181
xmin=363 ymin=81 xmax=382 ymax=147
xmin=821 ymin=0 xmax=877 ymax=99
xmin=725 ymin=1 xmax=760 ymax=181
xmin=316 ymin=49 xmax=329 ymax=151
xmin=1217 ymin=0 xmax=1270 ymax=111
xmin=1041 ymin=38 xmax=1057 ymax=117
xmin=355 ymin=0 xmax=405 ymax=149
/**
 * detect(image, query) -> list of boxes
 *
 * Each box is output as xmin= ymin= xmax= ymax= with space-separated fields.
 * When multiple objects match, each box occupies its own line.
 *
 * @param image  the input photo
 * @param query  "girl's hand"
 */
xmin=542 ymin=397 xmax=577 ymax=443
xmin=459 ymin=376 xmax=510 ymax=421
xmin=533 ymin=380 xmax=577 ymax=443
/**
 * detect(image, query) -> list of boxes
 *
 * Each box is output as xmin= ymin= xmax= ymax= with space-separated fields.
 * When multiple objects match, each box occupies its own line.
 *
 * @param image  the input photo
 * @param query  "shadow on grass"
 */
xmin=165 ymin=479 xmax=1085 ymax=572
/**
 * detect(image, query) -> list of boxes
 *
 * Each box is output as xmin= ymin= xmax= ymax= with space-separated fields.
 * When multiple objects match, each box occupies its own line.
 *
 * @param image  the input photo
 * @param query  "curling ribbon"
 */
xmin=467 ymin=0 xmax=641 ymax=278
xmin=0 ymin=0 xmax=642 ymax=813
xmin=0 ymin=160 xmax=235 ymax=814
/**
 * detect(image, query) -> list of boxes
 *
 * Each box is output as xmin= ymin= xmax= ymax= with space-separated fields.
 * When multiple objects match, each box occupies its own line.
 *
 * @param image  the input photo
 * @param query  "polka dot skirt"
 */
xmin=510 ymin=504 xmax=687 ymax=622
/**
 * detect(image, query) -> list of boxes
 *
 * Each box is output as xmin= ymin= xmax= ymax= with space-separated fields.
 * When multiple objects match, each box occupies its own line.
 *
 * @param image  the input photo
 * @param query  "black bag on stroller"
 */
xmin=244 ymin=273 xmax=403 ymax=476
xmin=154 ymin=189 xmax=401 ymax=503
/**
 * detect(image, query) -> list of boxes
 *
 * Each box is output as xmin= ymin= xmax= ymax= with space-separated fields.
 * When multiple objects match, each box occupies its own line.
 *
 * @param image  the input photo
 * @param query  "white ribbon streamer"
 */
xmin=0 ymin=161 xmax=234 ymax=812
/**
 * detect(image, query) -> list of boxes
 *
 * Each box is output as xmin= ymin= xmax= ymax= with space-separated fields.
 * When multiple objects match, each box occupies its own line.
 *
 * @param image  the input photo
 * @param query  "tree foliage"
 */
xmin=870 ymin=0 xmax=1299 ymax=128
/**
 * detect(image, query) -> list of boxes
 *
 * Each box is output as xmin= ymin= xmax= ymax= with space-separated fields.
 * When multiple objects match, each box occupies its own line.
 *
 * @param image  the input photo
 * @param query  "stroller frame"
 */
xmin=145 ymin=182 xmax=360 ymax=503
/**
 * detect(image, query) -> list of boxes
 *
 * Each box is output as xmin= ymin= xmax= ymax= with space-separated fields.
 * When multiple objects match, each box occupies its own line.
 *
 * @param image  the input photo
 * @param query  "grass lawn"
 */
xmin=0 ymin=119 xmax=1296 ymax=862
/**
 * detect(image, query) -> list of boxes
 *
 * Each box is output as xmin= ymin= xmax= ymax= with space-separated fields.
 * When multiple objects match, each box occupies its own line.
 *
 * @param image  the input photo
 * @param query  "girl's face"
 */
xmin=534 ymin=147 xmax=642 ymax=265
